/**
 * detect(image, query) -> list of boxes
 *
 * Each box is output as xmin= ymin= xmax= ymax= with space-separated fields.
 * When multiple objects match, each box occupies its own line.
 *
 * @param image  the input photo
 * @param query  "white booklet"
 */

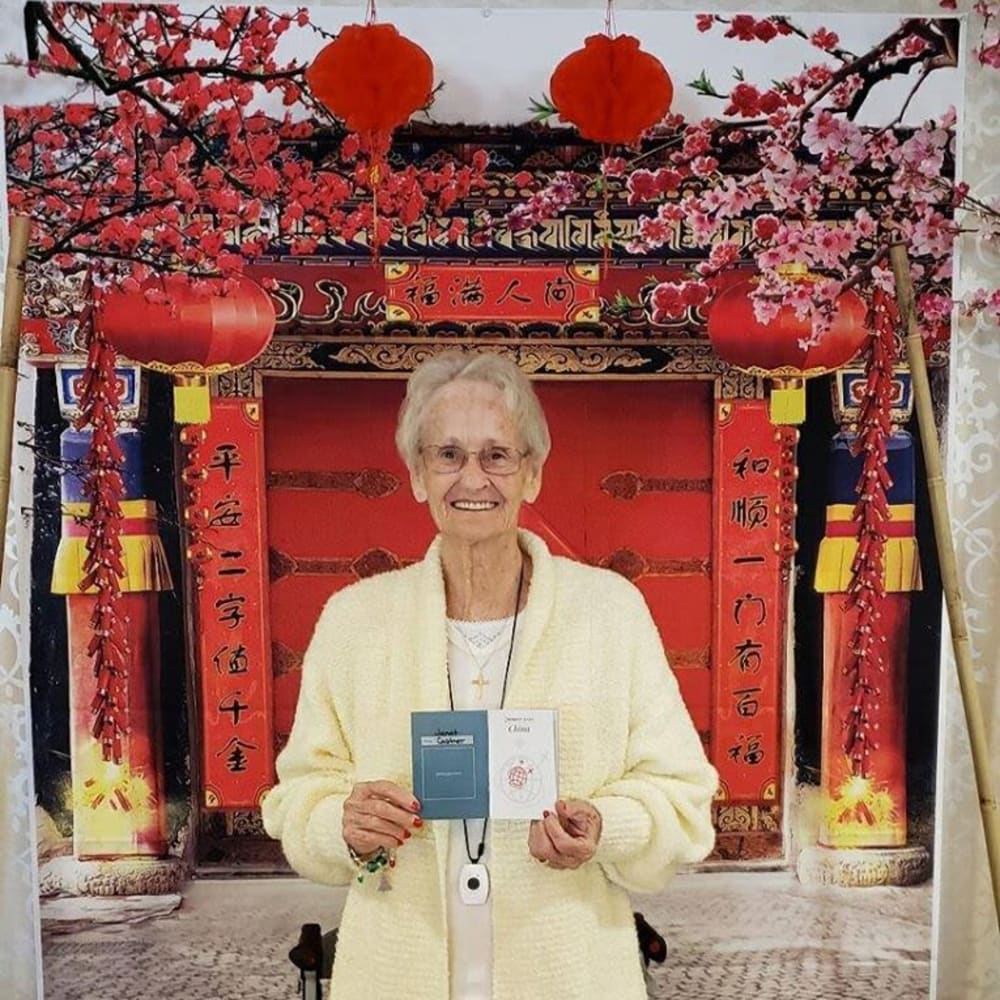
xmin=487 ymin=709 xmax=559 ymax=820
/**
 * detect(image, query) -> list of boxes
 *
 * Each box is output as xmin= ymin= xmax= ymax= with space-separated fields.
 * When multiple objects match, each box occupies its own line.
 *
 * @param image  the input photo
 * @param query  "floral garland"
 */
xmin=74 ymin=306 xmax=129 ymax=764
xmin=841 ymin=289 xmax=897 ymax=778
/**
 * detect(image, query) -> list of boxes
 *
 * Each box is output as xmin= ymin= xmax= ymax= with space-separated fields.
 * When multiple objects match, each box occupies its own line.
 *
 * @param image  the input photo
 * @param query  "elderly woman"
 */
xmin=262 ymin=352 xmax=718 ymax=999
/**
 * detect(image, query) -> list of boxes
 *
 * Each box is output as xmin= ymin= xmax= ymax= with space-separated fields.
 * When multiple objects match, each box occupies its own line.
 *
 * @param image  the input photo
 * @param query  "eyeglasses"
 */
xmin=419 ymin=444 xmax=529 ymax=476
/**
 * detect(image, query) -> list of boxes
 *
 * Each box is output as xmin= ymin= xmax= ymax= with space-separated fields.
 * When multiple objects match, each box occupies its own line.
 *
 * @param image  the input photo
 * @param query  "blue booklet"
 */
xmin=411 ymin=711 xmax=490 ymax=820
xmin=412 ymin=709 xmax=558 ymax=820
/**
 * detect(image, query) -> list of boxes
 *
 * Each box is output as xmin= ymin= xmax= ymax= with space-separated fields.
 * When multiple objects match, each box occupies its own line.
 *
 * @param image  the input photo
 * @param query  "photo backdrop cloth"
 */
xmin=0 ymin=3 xmax=997 ymax=1000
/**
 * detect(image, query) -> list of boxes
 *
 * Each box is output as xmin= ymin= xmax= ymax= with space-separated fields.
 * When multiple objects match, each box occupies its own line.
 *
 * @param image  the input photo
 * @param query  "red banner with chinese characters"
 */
xmin=385 ymin=263 xmax=600 ymax=323
xmin=712 ymin=399 xmax=796 ymax=805
xmin=196 ymin=399 xmax=275 ymax=809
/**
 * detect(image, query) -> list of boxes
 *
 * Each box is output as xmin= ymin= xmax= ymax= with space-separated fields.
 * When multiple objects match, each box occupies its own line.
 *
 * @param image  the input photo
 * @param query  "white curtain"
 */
xmin=0 ymin=454 xmax=42 ymax=1000
xmin=0 ymin=62 xmax=47 ymax=1000
xmin=0 ymin=241 xmax=43 ymax=1000
xmin=932 ymin=10 xmax=1000 ymax=995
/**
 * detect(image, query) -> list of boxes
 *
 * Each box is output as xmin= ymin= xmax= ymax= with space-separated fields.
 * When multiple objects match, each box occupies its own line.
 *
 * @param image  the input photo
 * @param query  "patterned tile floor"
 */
xmin=41 ymin=871 xmax=931 ymax=1000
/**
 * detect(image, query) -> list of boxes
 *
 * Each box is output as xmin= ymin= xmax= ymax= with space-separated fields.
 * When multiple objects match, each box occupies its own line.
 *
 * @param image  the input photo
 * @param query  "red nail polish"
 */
xmin=411 ymin=800 xmax=421 ymax=811
xmin=413 ymin=816 xmax=424 ymax=828
xmin=402 ymin=829 xmax=411 ymax=840
xmin=543 ymin=810 xmax=550 ymax=818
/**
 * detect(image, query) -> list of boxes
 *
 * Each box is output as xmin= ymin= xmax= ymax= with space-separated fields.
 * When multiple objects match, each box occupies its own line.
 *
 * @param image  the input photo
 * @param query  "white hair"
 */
xmin=395 ymin=351 xmax=551 ymax=471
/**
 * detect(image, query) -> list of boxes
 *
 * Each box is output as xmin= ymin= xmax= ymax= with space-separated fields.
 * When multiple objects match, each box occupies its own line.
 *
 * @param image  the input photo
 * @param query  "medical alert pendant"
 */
xmin=459 ymin=862 xmax=490 ymax=905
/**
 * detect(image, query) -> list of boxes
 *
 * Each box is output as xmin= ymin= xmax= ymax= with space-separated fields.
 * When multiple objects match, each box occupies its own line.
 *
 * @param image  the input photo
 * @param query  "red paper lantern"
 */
xmin=305 ymin=23 xmax=433 ymax=135
xmin=707 ymin=266 xmax=868 ymax=424
xmin=550 ymin=34 xmax=673 ymax=145
xmin=96 ymin=278 xmax=276 ymax=424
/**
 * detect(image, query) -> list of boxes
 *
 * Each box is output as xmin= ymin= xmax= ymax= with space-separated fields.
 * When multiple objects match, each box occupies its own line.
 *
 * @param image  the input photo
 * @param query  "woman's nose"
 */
xmin=458 ymin=452 xmax=492 ymax=488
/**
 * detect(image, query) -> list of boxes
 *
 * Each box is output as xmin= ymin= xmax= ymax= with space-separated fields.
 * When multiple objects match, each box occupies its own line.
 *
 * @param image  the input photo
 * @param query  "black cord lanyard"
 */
xmin=446 ymin=560 xmax=525 ymax=865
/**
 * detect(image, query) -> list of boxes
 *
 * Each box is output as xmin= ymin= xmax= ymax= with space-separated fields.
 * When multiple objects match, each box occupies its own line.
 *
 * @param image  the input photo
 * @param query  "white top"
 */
xmin=445 ymin=615 xmax=516 ymax=1000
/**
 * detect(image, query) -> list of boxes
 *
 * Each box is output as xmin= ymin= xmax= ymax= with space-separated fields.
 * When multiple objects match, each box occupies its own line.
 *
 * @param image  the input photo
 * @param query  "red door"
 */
xmin=529 ymin=380 xmax=714 ymax=741
xmin=264 ymin=376 xmax=714 ymax=752
xmin=264 ymin=377 xmax=435 ymax=743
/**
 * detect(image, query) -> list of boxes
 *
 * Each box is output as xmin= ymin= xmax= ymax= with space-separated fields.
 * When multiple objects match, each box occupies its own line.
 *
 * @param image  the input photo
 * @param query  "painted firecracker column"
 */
xmin=50 ymin=364 xmax=174 ymax=858
xmin=814 ymin=371 xmax=921 ymax=848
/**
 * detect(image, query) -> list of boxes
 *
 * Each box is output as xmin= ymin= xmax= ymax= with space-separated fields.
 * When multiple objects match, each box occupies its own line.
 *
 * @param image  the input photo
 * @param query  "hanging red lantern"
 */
xmin=549 ymin=33 xmax=673 ymax=146
xmin=305 ymin=20 xmax=433 ymax=257
xmin=96 ymin=277 xmax=276 ymax=424
xmin=305 ymin=23 xmax=433 ymax=137
xmin=707 ymin=265 xmax=868 ymax=424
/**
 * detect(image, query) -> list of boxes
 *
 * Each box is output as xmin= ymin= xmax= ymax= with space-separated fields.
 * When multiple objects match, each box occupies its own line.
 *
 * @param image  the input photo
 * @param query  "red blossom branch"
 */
xmin=7 ymin=5 xmax=490 ymax=282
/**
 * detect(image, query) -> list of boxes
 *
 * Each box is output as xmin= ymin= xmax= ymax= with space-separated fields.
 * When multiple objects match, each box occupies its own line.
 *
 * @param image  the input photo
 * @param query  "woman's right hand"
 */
xmin=342 ymin=780 xmax=423 ymax=857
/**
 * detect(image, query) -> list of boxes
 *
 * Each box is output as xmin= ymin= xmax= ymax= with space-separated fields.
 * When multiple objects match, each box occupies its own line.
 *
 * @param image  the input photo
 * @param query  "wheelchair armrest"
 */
xmin=634 ymin=911 xmax=668 ymax=966
xmin=289 ymin=923 xmax=324 ymax=973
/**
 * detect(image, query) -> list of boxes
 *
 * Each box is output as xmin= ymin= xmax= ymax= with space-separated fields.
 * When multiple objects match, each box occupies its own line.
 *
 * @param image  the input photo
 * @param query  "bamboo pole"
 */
xmin=889 ymin=241 xmax=1000 ymax=933
xmin=0 ymin=216 xmax=31 ymax=583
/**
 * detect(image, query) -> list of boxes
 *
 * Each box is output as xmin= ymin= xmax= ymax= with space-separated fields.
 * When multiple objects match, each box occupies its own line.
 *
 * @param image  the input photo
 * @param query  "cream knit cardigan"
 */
xmin=262 ymin=529 xmax=718 ymax=1000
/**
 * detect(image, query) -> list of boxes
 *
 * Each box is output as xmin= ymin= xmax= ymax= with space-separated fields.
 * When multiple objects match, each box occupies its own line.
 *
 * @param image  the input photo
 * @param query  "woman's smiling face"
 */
xmin=410 ymin=379 xmax=541 ymax=544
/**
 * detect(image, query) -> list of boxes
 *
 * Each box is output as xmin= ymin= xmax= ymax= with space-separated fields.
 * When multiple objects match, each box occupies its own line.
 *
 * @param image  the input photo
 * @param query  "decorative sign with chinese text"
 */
xmin=712 ymin=400 xmax=795 ymax=805
xmin=385 ymin=263 xmax=600 ymax=323
xmin=196 ymin=399 xmax=275 ymax=809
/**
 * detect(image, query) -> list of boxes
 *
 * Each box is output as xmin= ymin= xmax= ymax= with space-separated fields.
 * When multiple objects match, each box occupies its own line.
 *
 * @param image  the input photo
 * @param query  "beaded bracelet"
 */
xmin=348 ymin=844 xmax=396 ymax=887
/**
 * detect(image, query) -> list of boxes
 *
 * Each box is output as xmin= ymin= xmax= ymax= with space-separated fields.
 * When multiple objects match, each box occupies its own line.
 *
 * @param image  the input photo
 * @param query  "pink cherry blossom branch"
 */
xmin=795 ymin=19 xmax=956 ymax=126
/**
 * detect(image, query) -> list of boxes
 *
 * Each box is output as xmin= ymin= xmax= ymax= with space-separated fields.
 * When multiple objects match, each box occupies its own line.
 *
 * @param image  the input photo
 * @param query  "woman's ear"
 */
xmin=410 ymin=465 xmax=428 ymax=503
xmin=524 ymin=464 xmax=542 ymax=504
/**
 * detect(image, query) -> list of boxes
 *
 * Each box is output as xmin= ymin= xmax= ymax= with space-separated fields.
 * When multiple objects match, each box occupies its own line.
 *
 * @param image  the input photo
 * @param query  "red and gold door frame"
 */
xmin=202 ymin=261 xmax=792 ymax=863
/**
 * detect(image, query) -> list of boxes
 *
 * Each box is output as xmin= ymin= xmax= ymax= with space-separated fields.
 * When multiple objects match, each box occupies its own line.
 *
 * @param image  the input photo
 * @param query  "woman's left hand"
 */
xmin=528 ymin=798 xmax=603 ymax=869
